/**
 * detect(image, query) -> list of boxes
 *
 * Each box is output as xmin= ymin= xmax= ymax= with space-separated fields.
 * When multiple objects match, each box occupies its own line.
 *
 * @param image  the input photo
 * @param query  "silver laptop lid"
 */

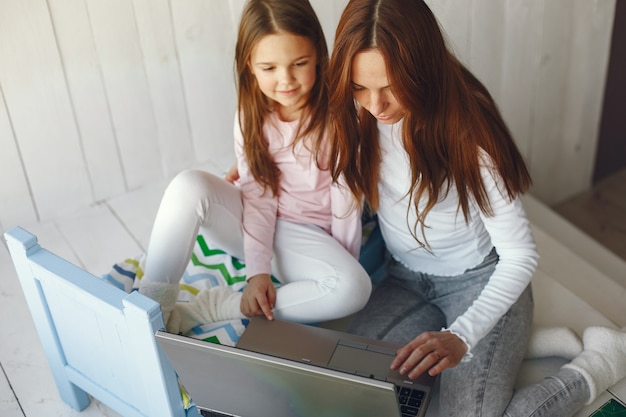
xmin=156 ymin=331 xmax=402 ymax=417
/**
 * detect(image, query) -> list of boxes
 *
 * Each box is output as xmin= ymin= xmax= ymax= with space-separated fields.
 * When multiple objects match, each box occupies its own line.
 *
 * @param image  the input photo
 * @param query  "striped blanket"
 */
xmin=102 ymin=232 xmax=261 ymax=346
xmin=102 ymin=215 xmax=381 ymax=345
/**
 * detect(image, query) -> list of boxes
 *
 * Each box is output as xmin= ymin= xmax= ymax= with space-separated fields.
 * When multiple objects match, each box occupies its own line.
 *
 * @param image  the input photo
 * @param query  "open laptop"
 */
xmin=156 ymin=316 xmax=436 ymax=417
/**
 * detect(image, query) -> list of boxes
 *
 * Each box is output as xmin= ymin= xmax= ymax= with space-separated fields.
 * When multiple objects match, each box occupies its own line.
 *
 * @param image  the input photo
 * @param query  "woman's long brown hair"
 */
xmin=235 ymin=0 xmax=329 ymax=195
xmin=329 ymin=0 xmax=531 ymax=244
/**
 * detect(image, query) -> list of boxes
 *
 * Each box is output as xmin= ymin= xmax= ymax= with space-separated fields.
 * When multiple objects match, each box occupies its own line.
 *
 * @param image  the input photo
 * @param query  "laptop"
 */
xmin=156 ymin=316 xmax=436 ymax=417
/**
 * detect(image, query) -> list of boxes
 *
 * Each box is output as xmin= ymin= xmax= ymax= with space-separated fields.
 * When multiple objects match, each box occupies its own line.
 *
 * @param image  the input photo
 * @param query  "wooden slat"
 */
xmin=0 ymin=0 xmax=92 ymax=222
xmin=0 ymin=308 xmax=23 ymax=417
xmin=53 ymin=204 xmax=143 ymax=275
xmin=106 ymin=178 xmax=169 ymax=251
xmin=171 ymin=0 xmax=238 ymax=165
xmin=0 ymin=87 xmax=37 ymax=232
xmin=310 ymin=0 xmax=349 ymax=49
xmin=554 ymin=0 xmax=616 ymax=203
xmin=468 ymin=0 xmax=506 ymax=104
xmin=227 ymin=0 xmax=247 ymax=32
xmin=47 ymin=0 xmax=126 ymax=202
xmin=426 ymin=0 xmax=471 ymax=64
xmin=527 ymin=0 xmax=572 ymax=200
xmin=499 ymin=0 xmax=544 ymax=160
xmin=132 ymin=0 xmax=195 ymax=178
xmin=84 ymin=0 xmax=162 ymax=189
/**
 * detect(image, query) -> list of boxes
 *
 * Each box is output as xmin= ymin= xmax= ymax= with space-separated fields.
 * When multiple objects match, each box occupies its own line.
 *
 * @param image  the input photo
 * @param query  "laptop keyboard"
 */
xmin=397 ymin=385 xmax=426 ymax=417
xmin=199 ymin=409 xmax=235 ymax=417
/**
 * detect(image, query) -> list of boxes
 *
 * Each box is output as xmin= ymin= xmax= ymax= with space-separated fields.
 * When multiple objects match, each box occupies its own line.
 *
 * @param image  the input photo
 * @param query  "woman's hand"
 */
xmin=224 ymin=162 xmax=239 ymax=184
xmin=390 ymin=331 xmax=468 ymax=379
xmin=241 ymin=274 xmax=276 ymax=320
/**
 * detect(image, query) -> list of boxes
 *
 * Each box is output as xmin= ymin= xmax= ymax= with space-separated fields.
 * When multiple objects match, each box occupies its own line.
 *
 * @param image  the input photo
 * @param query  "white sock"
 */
xmin=562 ymin=326 xmax=626 ymax=404
xmin=167 ymin=287 xmax=244 ymax=334
xmin=525 ymin=327 xmax=583 ymax=360
xmin=138 ymin=281 xmax=180 ymax=323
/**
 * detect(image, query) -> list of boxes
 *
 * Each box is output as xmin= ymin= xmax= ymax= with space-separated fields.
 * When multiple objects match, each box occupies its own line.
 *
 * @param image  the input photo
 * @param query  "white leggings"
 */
xmin=143 ymin=169 xmax=372 ymax=323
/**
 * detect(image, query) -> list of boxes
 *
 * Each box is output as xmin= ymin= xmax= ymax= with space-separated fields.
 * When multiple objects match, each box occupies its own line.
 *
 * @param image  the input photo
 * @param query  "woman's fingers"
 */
xmin=392 ymin=331 xmax=468 ymax=379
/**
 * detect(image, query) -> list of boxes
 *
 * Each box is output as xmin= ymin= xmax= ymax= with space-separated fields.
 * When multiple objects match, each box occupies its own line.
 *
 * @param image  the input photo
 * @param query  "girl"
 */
xmin=139 ymin=0 xmax=371 ymax=334
xmin=328 ymin=0 xmax=626 ymax=416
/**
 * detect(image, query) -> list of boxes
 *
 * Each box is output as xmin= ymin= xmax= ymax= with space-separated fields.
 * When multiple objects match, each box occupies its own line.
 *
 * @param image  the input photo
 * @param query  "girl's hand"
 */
xmin=224 ymin=162 xmax=239 ymax=184
xmin=390 ymin=331 xmax=467 ymax=379
xmin=241 ymin=274 xmax=276 ymax=320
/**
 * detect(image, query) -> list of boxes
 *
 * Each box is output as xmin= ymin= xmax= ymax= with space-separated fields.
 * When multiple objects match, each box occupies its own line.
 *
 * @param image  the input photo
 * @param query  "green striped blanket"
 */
xmin=102 ymin=232 xmax=263 ymax=346
xmin=102 ymin=215 xmax=381 ymax=346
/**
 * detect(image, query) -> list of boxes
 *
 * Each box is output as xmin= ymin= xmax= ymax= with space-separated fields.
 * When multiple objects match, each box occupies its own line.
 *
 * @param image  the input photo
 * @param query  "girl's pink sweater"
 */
xmin=233 ymin=112 xmax=361 ymax=278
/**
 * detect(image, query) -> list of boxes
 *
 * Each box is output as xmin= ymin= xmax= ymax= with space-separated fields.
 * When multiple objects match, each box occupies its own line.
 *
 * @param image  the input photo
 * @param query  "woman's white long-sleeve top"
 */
xmin=376 ymin=121 xmax=539 ymax=352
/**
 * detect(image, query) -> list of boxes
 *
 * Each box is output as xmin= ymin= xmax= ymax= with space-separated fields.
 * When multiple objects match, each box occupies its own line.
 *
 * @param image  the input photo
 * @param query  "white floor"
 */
xmin=0 ymin=165 xmax=188 ymax=416
xmin=1 ymin=169 xmax=625 ymax=417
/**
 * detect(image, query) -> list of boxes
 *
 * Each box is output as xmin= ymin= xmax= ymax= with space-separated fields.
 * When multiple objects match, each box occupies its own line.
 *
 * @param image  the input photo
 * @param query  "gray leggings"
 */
xmin=348 ymin=250 xmax=589 ymax=417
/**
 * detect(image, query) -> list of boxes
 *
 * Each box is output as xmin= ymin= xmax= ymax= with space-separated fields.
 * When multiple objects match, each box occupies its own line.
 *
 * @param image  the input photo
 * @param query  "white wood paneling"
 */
xmin=0 ymin=0 xmax=618 ymax=236
xmin=0 ymin=85 xmax=37 ymax=230
xmin=47 ymin=0 xmax=126 ymax=202
xmin=132 ymin=0 xmax=196 ymax=178
xmin=499 ymin=0 xmax=544 ymax=160
xmin=172 ymin=0 xmax=238 ymax=164
xmin=310 ymin=0 xmax=349 ymax=50
xmin=556 ymin=0 xmax=615 ymax=203
xmin=427 ymin=0 xmax=471 ymax=63
xmin=468 ymin=0 xmax=507 ymax=104
xmin=529 ymin=0 xmax=575 ymax=199
xmin=85 ymin=0 xmax=162 ymax=189
xmin=0 ymin=0 xmax=92 ymax=223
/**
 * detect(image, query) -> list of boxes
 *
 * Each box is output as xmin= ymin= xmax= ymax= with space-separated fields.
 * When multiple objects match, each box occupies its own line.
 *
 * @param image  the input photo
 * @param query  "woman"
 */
xmin=328 ymin=0 xmax=626 ymax=415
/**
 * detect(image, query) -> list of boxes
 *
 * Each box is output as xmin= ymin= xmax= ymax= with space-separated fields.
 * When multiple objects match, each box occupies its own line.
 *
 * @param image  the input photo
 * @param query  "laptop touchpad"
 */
xmin=328 ymin=340 xmax=396 ymax=380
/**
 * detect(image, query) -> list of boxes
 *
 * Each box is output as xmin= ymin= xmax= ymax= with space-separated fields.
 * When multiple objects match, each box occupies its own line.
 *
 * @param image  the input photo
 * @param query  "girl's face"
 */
xmin=351 ymin=49 xmax=405 ymax=124
xmin=249 ymin=32 xmax=317 ymax=122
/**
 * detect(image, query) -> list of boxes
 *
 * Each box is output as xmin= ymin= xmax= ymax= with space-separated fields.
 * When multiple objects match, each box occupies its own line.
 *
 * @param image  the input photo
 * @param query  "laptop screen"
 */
xmin=156 ymin=331 xmax=402 ymax=417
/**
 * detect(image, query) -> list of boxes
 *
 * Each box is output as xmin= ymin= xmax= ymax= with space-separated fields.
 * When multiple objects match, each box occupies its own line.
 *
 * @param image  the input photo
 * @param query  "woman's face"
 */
xmin=351 ymin=49 xmax=405 ymax=124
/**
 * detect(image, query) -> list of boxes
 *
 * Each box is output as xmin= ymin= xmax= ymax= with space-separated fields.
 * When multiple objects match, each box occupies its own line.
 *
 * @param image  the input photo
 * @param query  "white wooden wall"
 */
xmin=0 ymin=0 xmax=616 ymax=233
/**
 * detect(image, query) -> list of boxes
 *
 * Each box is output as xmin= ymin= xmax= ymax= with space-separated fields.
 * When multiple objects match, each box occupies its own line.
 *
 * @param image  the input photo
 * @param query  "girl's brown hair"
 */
xmin=329 ymin=0 xmax=532 ymax=244
xmin=236 ymin=0 xmax=329 ymax=195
